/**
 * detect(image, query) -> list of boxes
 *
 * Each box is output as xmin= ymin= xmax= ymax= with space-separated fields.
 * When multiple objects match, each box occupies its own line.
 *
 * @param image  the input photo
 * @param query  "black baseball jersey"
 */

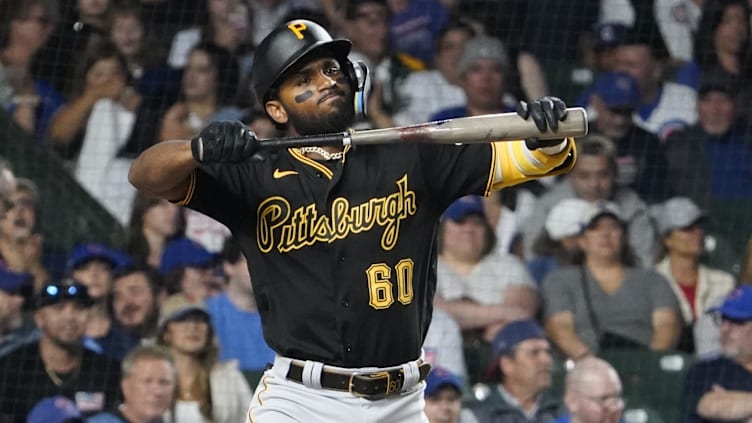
xmin=178 ymin=141 xmax=571 ymax=367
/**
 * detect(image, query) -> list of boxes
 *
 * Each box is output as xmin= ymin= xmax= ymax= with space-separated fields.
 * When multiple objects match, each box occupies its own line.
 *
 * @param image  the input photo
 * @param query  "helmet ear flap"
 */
xmin=349 ymin=60 xmax=370 ymax=119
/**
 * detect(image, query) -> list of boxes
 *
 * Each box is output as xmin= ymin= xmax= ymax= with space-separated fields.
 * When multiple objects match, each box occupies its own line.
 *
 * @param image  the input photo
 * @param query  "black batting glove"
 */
xmin=191 ymin=121 xmax=258 ymax=164
xmin=517 ymin=96 xmax=568 ymax=150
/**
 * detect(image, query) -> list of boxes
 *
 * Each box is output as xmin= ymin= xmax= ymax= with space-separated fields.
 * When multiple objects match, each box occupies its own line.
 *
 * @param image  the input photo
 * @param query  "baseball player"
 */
xmin=129 ymin=19 xmax=576 ymax=423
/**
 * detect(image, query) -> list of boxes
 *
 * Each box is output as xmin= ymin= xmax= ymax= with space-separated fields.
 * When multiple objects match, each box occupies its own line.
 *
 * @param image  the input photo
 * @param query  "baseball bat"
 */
xmin=257 ymin=107 xmax=588 ymax=150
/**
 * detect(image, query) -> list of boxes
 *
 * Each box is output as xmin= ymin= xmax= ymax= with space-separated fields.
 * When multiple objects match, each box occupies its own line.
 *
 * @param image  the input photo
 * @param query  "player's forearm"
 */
xmin=128 ymin=140 xmax=198 ymax=199
xmin=698 ymin=392 xmax=752 ymax=420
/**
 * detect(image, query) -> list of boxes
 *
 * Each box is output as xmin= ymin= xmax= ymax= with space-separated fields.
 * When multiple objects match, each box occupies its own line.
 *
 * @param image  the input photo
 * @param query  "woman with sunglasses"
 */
xmin=156 ymin=301 xmax=251 ymax=423
xmin=652 ymin=197 xmax=736 ymax=355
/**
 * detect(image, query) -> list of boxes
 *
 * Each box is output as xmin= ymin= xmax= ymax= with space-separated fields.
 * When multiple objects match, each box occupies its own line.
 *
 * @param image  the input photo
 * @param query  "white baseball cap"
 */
xmin=544 ymin=198 xmax=591 ymax=240
xmin=654 ymin=197 xmax=706 ymax=236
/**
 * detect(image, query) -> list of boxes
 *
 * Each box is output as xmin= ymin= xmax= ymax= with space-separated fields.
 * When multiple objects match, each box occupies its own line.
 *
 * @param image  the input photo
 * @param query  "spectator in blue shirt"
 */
xmin=205 ymin=236 xmax=275 ymax=371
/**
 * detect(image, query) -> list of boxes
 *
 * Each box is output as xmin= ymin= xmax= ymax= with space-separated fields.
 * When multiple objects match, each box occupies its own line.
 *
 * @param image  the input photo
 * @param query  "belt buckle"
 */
xmin=348 ymin=371 xmax=397 ymax=399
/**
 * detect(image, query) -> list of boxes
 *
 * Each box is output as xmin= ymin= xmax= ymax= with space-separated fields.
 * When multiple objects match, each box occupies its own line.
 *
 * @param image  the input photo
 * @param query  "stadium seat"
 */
xmin=600 ymin=349 xmax=693 ymax=423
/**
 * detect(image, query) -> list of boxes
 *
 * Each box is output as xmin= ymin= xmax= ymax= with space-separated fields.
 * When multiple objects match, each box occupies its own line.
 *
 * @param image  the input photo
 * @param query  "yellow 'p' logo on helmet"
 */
xmin=287 ymin=22 xmax=307 ymax=40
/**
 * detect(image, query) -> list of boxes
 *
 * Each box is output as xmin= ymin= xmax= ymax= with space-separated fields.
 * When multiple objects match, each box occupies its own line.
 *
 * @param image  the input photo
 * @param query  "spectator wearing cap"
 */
xmin=66 ymin=243 xmax=119 ymax=341
xmin=0 ymin=280 xmax=120 ymax=421
xmin=424 ymin=366 xmax=477 ymax=423
xmin=88 ymin=345 xmax=176 ymax=423
xmin=612 ymin=25 xmax=697 ymax=140
xmin=0 ymin=177 xmax=51 ymax=290
xmin=204 ymin=236 xmax=275 ymax=372
xmin=588 ymin=71 xmax=670 ymax=203
xmin=652 ymin=197 xmax=736 ymax=355
xmin=390 ymin=17 xmax=476 ymax=126
xmin=528 ymin=198 xmax=590 ymax=285
xmin=682 ymin=286 xmax=752 ymax=422
xmin=160 ymin=237 xmax=218 ymax=311
xmin=592 ymin=23 xmax=628 ymax=72
xmin=522 ymin=134 xmax=657 ymax=267
xmin=430 ymin=35 xmax=520 ymax=122
xmin=542 ymin=201 xmax=681 ymax=359
xmin=664 ymin=74 xmax=752 ymax=253
xmin=26 ymin=395 xmax=84 ymax=423
xmin=155 ymin=301 xmax=251 ymax=423
xmin=0 ymin=267 xmax=35 ymax=356
xmin=435 ymin=195 xmax=538 ymax=344
xmin=552 ymin=356 xmax=625 ymax=423
xmin=468 ymin=320 xmax=561 ymax=423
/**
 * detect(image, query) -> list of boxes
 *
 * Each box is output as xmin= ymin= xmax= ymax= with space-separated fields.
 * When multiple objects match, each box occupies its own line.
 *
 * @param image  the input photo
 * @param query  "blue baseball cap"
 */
xmin=492 ymin=320 xmax=546 ymax=356
xmin=27 ymin=396 xmax=84 ymax=423
xmin=594 ymin=22 xmax=627 ymax=49
xmin=443 ymin=195 xmax=485 ymax=222
xmin=425 ymin=366 xmax=463 ymax=397
xmin=0 ymin=267 xmax=32 ymax=293
xmin=66 ymin=243 xmax=117 ymax=272
xmin=709 ymin=286 xmax=752 ymax=320
xmin=160 ymin=237 xmax=214 ymax=274
xmin=592 ymin=71 xmax=640 ymax=109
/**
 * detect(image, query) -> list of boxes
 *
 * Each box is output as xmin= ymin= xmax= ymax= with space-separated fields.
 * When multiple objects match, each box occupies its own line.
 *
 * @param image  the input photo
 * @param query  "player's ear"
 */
xmin=265 ymin=100 xmax=289 ymax=125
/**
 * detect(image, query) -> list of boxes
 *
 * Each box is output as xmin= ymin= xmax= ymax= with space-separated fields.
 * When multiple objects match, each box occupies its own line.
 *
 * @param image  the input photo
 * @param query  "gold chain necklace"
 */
xmin=297 ymin=146 xmax=343 ymax=161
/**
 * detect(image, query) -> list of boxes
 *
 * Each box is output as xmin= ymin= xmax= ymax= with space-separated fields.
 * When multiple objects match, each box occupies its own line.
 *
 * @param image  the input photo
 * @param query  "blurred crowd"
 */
xmin=1 ymin=0 xmax=752 ymax=422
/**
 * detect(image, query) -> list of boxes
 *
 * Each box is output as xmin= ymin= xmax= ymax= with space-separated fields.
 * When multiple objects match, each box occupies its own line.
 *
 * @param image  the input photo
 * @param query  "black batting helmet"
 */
xmin=252 ymin=19 xmax=354 ymax=103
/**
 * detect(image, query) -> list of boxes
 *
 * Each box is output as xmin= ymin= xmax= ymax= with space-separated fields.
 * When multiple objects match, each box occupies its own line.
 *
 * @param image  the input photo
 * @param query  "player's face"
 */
xmin=122 ymin=357 xmax=175 ymax=420
xmin=578 ymin=216 xmax=624 ymax=262
xmin=569 ymin=155 xmax=614 ymax=202
xmin=424 ymin=387 xmax=462 ymax=423
xmin=35 ymin=301 xmax=89 ymax=348
xmin=502 ymin=339 xmax=552 ymax=393
xmin=72 ymin=260 xmax=114 ymax=300
xmin=113 ymin=272 xmax=156 ymax=329
xmin=460 ymin=59 xmax=505 ymax=110
xmin=268 ymin=57 xmax=354 ymax=135
xmin=697 ymin=91 xmax=736 ymax=136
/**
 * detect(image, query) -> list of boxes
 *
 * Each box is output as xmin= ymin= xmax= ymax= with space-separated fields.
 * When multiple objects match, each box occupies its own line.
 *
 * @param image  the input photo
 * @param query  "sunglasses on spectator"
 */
xmin=35 ymin=282 xmax=94 ymax=309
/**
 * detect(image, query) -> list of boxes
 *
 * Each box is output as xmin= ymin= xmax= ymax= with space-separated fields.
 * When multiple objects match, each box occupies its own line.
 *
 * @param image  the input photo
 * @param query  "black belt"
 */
xmin=286 ymin=361 xmax=432 ymax=399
